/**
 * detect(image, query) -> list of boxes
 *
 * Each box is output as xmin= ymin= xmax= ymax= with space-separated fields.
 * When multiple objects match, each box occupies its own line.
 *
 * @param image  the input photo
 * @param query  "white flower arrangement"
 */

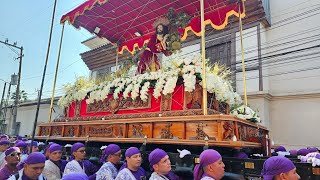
xmin=231 ymin=105 xmax=261 ymax=123
xmin=58 ymin=53 xmax=243 ymax=111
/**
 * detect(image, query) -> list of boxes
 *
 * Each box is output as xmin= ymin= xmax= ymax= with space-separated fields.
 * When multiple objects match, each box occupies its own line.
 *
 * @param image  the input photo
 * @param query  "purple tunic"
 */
xmin=79 ymin=160 xmax=100 ymax=176
xmin=131 ymin=167 xmax=146 ymax=180
xmin=0 ymin=165 xmax=18 ymax=179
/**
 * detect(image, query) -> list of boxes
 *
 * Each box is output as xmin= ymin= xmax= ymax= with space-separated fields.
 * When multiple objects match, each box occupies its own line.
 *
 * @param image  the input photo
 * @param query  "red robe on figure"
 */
xmin=137 ymin=34 xmax=171 ymax=74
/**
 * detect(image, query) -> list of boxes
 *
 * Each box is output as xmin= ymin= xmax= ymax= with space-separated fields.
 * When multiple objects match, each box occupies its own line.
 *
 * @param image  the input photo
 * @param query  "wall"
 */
xmin=270 ymin=95 xmax=320 ymax=150
xmin=4 ymin=103 xmax=62 ymax=136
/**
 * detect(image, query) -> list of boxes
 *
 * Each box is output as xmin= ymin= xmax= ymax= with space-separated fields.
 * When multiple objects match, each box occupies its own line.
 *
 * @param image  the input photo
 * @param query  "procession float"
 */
xmin=33 ymin=0 xmax=320 ymax=179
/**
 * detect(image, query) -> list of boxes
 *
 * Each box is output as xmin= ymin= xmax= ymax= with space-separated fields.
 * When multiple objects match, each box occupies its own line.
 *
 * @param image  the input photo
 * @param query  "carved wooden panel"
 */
xmin=238 ymin=124 xmax=265 ymax=143
xmin=128 ymin=123 xmax=152 ymax=138
xmin=187 ymin=122 xmax=218 ymax=140
xmin=79 ymin=126 xmax=87 ymax=137
xmin=75 ymin=100 xmax=81 ymax=117
xmin=153 ymin=122 xmax=183 ymax=139
xmin=87 ymin=124 xmax=124 ymax=138
xmin=161 ymin=93 xmax=172 ymax=111
xmin=51 ymin=126 xmax=63 ymax=136
xmin=184 ymin=84 xmax=202 ymax=109
xmin=64 ymin=126 xmax=79 ymax=137
xmin=86 ymin=95 xmax=151 ymax=114
xmin=40 ymin=127 xmax=50 ymax=136
xmin=222 ymin=121 xmax=234 ymax=140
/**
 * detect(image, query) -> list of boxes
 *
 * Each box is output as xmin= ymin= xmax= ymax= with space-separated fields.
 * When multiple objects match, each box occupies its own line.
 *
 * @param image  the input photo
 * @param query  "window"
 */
xmin=206 ymin=41 xmax=232 ymax=67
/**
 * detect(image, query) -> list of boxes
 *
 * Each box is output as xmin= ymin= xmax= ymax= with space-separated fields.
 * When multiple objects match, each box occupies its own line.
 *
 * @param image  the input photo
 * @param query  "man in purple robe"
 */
xmin=261 ymin=156 xmax=300 ymax=180
xmin=0 ymin=140 xmax=11 ymax=169
xmin=0 ymin=147 xmax=21 ymax=179
xmin=116 ymin=147 xmax=146 ymax=180
xmin=148 ymin=148 xmax=179 ymax=180
xmin=8 ymin=152 xmax=46 ymax=180
xmin=42 ymin=143 xmax=67 ymax=179
xmin=96 ymin=144 xmax=122 ymax=180
xmin=193 ymin=149 xmax=225 ymax=180
xmin=64 ymin=142 xmax=98 ymax=178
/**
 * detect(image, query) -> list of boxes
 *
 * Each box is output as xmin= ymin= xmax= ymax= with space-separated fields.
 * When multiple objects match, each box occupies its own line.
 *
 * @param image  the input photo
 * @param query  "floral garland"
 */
xmin=231 ymin=105 xmax=261 ymax=123
xmin=58 ymin=53 xmax=242 ymax=112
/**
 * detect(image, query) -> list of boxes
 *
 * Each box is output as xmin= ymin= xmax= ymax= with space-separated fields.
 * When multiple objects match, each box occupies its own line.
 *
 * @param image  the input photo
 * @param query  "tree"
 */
xmin=11 ymin=90 xmax=28 ymax=103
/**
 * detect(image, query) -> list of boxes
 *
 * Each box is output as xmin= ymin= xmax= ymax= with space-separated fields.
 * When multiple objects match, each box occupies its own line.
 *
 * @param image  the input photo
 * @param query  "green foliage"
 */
xmin=10 ymin=90 xmax=28 ymax=103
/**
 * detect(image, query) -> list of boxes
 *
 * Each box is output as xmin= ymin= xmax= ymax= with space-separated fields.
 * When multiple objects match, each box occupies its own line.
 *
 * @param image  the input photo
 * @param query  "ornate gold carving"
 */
xmin=190 ymin=123 xmax=216 ymax=140
xmin=66 ymin=126 xmax=75 ymax=137
xmin=238 ymin=125 xmax=247 ymax=141
xmin=223 ymin=122 xmax=234 ymax=140
xmin=75 ymin=100 xmax=81 ymax=117
xmin=65 ymin=109 xmax=220 ymax=122
xmin=89 ymin=125 xmax=113 ymax=137
xmin=40 ymin=127 xmax=50 ymax=136
xmin=52 ymin=126 xmax=62 ymax=136
xmin=184 ymin=84 xmax=202 ymax=109
xmin=161 ymin=94 xmax=172 ymax=111
xmin=87 ymin=95 xmax=151 ymax=114
xmin=157 ymin=123 xmax=178 ymax=139
xmin=80 ymin=126 xmax=86 ymax=137
xmin=131 ymin=124 xmax=144 ymax=138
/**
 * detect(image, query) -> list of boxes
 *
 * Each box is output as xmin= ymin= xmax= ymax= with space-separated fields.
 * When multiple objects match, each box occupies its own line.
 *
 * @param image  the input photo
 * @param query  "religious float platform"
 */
xmin=36 ymin=84 xmax=269 ymax=152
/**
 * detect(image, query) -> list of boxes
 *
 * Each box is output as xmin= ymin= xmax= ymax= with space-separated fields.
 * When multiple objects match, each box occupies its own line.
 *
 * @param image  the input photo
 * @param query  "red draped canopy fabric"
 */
xmin=61 ymin=0 xmax=245 ymax=54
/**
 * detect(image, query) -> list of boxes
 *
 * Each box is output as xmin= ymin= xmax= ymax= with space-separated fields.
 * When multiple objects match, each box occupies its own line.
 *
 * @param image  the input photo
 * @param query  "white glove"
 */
xmin=177 ymin=149 xmax=191 ymax=158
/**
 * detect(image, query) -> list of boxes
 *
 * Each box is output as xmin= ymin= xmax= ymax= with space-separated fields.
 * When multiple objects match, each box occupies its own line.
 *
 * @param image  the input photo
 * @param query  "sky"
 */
xmin=0 ymin=0 xmax=92 ymax=101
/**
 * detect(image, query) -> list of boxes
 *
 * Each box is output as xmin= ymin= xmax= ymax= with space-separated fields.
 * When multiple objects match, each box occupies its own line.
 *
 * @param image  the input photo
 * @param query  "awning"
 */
xmin=61 ymin=0 xmax=245 ymax=54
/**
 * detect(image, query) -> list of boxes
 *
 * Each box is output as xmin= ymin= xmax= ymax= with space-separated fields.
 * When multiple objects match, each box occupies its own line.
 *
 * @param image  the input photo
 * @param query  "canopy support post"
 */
xmin=200 ymin=0 xmax=207 ymax=115
xmin=30 ymin=0 xmax=58 ymax=153
xmin=48 ymin=23 xmax=65 ymax=123
xmin=239 ymin=2 xmax=248 ymax=106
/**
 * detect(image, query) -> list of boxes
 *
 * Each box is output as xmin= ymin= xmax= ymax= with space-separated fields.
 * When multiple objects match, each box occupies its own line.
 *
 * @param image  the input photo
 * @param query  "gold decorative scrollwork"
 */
xmin=223 ymin=122 xmax=234 ymax=140
xmin=131 ymin=124 xmax=144 ymax=138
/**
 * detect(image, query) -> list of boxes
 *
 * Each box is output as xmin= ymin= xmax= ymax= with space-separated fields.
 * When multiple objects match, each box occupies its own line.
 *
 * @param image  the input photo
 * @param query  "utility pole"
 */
xmin=0 ymin=82 xmax=7 ymax=118
xmin=0 ymin=39 xmax=23 ymax=135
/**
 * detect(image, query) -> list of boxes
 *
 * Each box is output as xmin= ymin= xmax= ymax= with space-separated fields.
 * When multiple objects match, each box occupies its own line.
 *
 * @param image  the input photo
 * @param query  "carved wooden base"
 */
xmin=38 ymin=114 xmax=268 ymax=149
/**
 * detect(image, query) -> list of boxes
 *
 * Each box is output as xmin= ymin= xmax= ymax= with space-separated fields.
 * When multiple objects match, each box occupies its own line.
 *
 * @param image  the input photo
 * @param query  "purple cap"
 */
xmin=261 ymin=156 xmax=295 ymax=180
xmin=274 ymin=146 xmax=286 ymax=152
xmin=234 ymin=152 xmax=248 ymax=159
xmin=0 ymin=135 xmax=8 ymax=139
xmin=5 ymin=147 xmax=20 ymax=156
xmin=297 ymin=148 xmax=309 ymax=156
xmin=15 ymin=141 xmax=27 ymax=148
xmin=62 ymin=173 xmax=89 ymax=180
xmin=44 ymin=143 xmax=55 ymax=153
xmin=49 ymin=144 xmax=62 ymax=153
xmin=308 ymin=147 xmax=318 ymax=153
xmin=22 ymin=138 xmax=28 ymax=142
xmin=104 ymin=144 xmax=121 ymax=156
xmin=100 ymin=144 xmax=121 ymax=163
xmin=125 ymin=147 xmax=140 ymax=157
xmin=17 ymin=135 xmax=22 ymax=140
xmin=0 ymin=140 xmax=10 ymax=145
xmin=27 ymin=141 xmax=38 ymax=147
xmin=316 ymin=154 xmax=320 ymax=159
xmin=148 ymin=148 xmax=168 ymax=170
xmin=71 ymin=142 xmax=85 ymax=153
xmin=194 ymin=149 xmax=222 ymax=180
xmin=25 ymin=152 xmax=46 ymax=165
xmin=289 ymin=149 xmax=298 ymax=156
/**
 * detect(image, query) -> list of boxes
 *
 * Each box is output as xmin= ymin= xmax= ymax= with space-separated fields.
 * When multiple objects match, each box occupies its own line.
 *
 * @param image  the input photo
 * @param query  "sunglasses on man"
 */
xmin=9 ymin=152 xmax=21 ymax=157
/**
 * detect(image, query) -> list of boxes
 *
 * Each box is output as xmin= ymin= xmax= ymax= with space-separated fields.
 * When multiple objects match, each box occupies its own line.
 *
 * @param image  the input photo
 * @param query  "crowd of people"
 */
xmin=0 ymin=134 xmax=317 ymax=180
